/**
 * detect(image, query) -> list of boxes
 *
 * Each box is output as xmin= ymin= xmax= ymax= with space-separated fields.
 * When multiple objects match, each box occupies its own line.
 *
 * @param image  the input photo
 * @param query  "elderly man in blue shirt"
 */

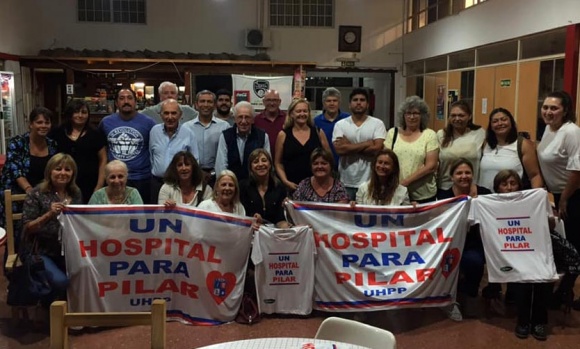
xmin=149 ymin=99 xmax=199 ymax=202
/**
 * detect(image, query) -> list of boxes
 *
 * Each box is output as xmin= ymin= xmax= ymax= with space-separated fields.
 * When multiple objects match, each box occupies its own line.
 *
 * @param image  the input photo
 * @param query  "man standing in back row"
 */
xmin=142 ymin=81 xmax=199 ymax=124
xmin=332 ymin=88 xmax=386 ymax=201
xmin=184 ymin=90 xmax=230 ymax=183
xmin=255 ymin=89 xmax=286 ymax=154
xmin=314 ymin=87 xmax=350 ymax=170
xmin=100 ymin=88 xmax=156 ymax=203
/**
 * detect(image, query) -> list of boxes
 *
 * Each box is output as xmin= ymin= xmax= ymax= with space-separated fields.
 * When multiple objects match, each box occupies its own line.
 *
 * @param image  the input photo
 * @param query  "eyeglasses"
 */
xmin=405 ymin=112 xmax=421 ymax=117
xmin=263 ymin=99 xmax=280 ymax=103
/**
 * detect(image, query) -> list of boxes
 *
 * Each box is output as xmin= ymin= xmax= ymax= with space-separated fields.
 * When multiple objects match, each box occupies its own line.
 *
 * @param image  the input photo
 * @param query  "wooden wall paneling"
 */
xmin=494 ymin=63 xmax=517 ymax=115
xmin=445 ymin=70 xmax=462 ymax=129
xmin=517 ymin=61 xmax=540 ymax=138
xmin=424 ymin=73 xmax=446 ymax=131
xmin=424 ymin=74 xmax=437 ymax=129
xmin=474 ymin=67 xmax=496 ymax=127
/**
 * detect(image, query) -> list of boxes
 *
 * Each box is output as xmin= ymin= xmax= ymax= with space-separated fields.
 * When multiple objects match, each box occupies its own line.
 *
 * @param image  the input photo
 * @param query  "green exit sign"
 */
xmin=500 ymin=79 xmax=511 ymax=87
xmin=341 ymin=61 xmax=355 ymax=67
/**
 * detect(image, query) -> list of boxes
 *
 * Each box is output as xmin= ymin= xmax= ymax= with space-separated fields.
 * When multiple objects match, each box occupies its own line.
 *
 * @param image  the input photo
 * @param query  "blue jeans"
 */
xmin=459 ymin=247 xmax=485 ymax=297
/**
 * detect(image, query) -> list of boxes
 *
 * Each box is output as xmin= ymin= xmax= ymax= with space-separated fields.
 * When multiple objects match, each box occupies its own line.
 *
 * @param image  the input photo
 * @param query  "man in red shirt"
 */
xmin=254 ymin=89 xmax=286 ymax=154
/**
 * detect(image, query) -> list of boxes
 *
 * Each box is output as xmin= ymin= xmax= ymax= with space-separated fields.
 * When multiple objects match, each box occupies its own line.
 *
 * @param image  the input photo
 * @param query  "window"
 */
xmin=78 ymin=0 xmax=146 ymax=24
xmin=406 ymin=0 xmax=486 ymax=33
xmin=270 ymin=0 xmax=333 ymax=27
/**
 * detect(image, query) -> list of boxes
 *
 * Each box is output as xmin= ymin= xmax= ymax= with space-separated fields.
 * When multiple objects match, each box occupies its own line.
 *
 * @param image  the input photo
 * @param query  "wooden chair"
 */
xmin=4 ymin=189 xmax=29 ymax=322
xmin=50 ymin=299 xmax=166 ymax=349
xmin=4 ymin=189 xmax=26 ymax=273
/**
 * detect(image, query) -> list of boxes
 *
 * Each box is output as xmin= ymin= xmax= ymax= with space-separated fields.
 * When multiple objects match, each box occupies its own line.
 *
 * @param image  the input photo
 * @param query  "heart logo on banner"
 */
xmin=206 ymin=271 xmax=237 ymax=305
xmin=440 ymin=248 xmax=460 ymax=278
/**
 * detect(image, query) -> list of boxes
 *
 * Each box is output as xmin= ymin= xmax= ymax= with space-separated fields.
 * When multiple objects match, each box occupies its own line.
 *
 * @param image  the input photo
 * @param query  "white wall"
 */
xmin=403 ymin=0 xmax=580 ymax=63
xmin=0 ymin=0 xmax=404 ymax=71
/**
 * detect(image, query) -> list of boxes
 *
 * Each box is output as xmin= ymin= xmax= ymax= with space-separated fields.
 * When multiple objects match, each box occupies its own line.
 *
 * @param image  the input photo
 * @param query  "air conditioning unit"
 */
xmin=245 ymin=29 xmax=271 ymax=49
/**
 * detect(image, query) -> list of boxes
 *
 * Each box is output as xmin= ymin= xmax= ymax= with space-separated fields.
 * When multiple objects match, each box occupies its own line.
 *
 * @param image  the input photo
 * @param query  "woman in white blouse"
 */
xmin=479 ymin=107 xmax=543 ymax=192
xmin=537 ymin=91 xmax=580 ymax=309
xmin=437 ymin=100 xmax=485 ymax=194
xmin=158 ymin=151 xmax=211 ymax=208
xmin=198 ymin=170 xmax=246 ymax=215
xmin=355 ymin=149 xmax=410 ymax=206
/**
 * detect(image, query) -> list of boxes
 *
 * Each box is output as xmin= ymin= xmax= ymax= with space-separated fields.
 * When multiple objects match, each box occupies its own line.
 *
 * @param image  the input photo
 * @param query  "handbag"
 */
xmin=6 ymin=240 xmax=52 ymax=306
xmin=235 ymin=293 xmax=261 ymax=325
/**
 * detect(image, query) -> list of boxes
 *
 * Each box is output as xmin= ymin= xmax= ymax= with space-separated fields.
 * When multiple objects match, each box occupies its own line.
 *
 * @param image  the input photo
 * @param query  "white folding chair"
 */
xmin=315 ymin=316 xmax=396 ymax=349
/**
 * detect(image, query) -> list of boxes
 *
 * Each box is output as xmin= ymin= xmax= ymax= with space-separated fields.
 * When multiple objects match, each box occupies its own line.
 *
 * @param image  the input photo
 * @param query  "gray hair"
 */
xmin=396 ymin=95 xmax=430 ymax=131
xmin=105 ymin=160 xmax=128 ymax=177
xmin=233 ymin=101 xmax=254 ymax=117
xmin=322 ymin=87 xmax=341 ymax=101
xmin=195 ymin=90 xmax=216 ymax=102
xmin=160 ymin=98 xmax=183 ymax=113
xmin=158 ymin=81 xmax=177 ymax=95
xmin=213 ymin=169 xmax=240 ymax=203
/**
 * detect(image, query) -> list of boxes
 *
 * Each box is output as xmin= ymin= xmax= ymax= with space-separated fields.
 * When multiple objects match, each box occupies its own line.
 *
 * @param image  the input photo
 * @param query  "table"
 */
xmin=197 ymin=337 xmax=371 ymax=349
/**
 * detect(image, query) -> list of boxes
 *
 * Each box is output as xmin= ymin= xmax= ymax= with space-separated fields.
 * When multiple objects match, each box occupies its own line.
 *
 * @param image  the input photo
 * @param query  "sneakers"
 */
xmin=514 ymin=324 xmax=529 ymax=339
xmin=531 ymin=324 xmax=547 ymax=341
xmin=515 ymin=324 xmax=548 ymax=341
xmin=442 ymin=302 xmax=463 ymax=322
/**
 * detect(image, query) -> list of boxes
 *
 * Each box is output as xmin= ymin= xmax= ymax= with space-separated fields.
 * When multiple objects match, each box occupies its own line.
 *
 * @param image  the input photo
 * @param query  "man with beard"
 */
xmin=215 ymin=101 xmax=270 ymax=181
xmin=214 ymin=89 xmax=235 ymax=125
xmin=142 ymin=81 xmax=198 ymax=124
xmin=149 ymin=99 xmax=199 ymax=202
xmin=314 ymin=87 xmax=350 ymax=170
xmin=184 ymin=90 xmax=230 ymax=183
xmin=255 ymin=89 xmax=286 ymax=154
xmin=100 ymin=88 xmax=156 ymax=203
xmin=332 ymin=88 xmax=386 ymax=201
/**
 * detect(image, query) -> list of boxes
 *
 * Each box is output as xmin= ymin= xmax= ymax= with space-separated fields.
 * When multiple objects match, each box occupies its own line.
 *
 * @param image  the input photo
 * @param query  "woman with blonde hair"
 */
xmin=198 ymin=170 xmax=245 ymax=215
xmin=275 ymin=98 xmax=330 ymax=192
xmin=19 ymin=153 xmax=82 ymax=305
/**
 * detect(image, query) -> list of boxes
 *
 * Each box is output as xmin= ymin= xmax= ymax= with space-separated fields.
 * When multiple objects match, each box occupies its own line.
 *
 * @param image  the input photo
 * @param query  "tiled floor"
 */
xmin=2 ymin=274 xmax=580 ymax=348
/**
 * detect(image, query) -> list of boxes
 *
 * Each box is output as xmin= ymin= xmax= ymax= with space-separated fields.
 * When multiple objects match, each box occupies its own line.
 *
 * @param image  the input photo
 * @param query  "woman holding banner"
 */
xmin=240 ymin=148 xmax=290 ymax=228
xmin=437 ymin=158 xmax=491 ymax=321
xmin=492 ymin=170 xmax=553 ymax=340
xmin=19 ymin=153 xmax=82 ymax=306
xmin=158 ymin=151 xmax=211 ymax=208
xmin=89 ymin=160 xmax=143 ymax=205
xmin=293 ymin=148 xmax=348 ymax=203
xmin=199 ymin=170 xmax=245 ymax=215
xmin=354 ymin=149 xmax=410 ymax=206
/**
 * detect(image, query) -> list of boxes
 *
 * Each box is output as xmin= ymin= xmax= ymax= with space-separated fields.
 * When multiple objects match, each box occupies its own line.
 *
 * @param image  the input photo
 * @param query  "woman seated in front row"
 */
xmin=21 ymin=153 xmax=83 ymax=305
xmin=198 ymin=170 xmax=245 ymax=215
xmin=159 ymin=150 xmax=212 ymax=208
xmin=354 ymin=148 xmax=410 ymax=206
xmin=293 ymin=148 xmax=349 ymax=203
xmin=239 ymin=148 xmax=290 ymax=228
xmin=437 ymin=158 xmax=491 ymax=321
xmin=89 ymin=160 xmax=143 ymax=205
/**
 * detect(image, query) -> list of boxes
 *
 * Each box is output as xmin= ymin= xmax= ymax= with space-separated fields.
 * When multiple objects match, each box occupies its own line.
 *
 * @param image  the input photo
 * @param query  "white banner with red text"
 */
xmin=59 ymin=205 xmax=253 ymax=325
xmin=285 ymin=197 xmax=471 ymax=312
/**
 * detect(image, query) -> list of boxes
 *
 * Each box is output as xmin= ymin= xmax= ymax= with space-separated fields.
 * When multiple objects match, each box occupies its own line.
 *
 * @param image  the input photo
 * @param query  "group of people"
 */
xmin=1 ymin=81 xmax=579 ymax=341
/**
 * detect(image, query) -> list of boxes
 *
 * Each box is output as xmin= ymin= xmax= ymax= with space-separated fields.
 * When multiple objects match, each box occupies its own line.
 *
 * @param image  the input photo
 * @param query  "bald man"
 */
xmin=149 ymin=99 xmax=199 ymax=201
xmin=254 ymin=89 xmax=286 ymax=154
xmin=142 ymin=81 xmax=199 ymax=124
